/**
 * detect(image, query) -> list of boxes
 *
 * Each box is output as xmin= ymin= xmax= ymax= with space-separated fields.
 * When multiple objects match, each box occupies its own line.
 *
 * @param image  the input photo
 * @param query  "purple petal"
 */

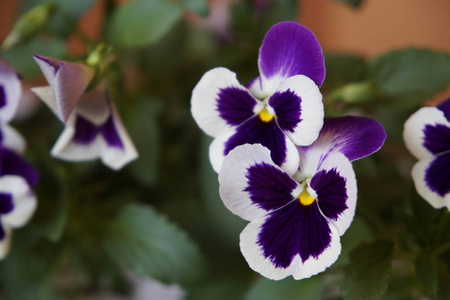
xmin=258 ymin=22 xmax=325 ymax=90
xmin=300 ymin=116 xmax=387 ymax=162
xmin=224 ymin=116 xmax=288 ymax=167
xmin=438 ymin=98 xmax=450 ymax=121
xmin=0 ymin=193 xmax=14 ymax=214
xmin=268 ymin=89 xmax=301 ymax=132
xmin=423 ymin=123 xmax=450 ymax=155
xmin=74 ymin=115 xmax=124 ymax=149
xmin=424 ymin=151 xmax=450 ymax=197
xmin=0 ymin=86 xmax=6 ymax=108
xmin=311 ymin=168 xmax=348 ymax=221
xmin=0 ymin=148 xmax=39 ymax=187
xmin=73 ymin=115 xmax=98 ymax=145
xmin=258 ymin=200 xmax=332 ymax=267
xmin=217 ymin=87 xmax=257 ymax=126
xmin=245 ymin=162 xmax=297 ymax=211
xmin=100 ymin=115 xmax=124 ymax=149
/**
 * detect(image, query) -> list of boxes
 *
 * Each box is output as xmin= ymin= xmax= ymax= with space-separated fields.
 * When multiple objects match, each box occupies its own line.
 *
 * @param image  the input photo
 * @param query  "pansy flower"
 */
xmin=32 ymin=55 xmax=138 ymax=170
xmin=191 ymin=22 xmax=325 ymax=174
xmin=32 ymin=86 xmax=138 ymax=170
xmin=0 ymin=175 xmax=37 ymax=259
xmin=219 ymin=116 xmax=386 ymax=280
xmin=403 ymin=98 xmax=450 ymax=210
xmin=0 ymin=57 xmax=22 ymax=124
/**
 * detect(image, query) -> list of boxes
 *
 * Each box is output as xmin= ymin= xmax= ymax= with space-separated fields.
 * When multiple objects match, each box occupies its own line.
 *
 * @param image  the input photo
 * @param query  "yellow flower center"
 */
xmin=259 ymin=107 xmax=274 ymax=122
xmin=298 ymin=189 xmax=316 ymax=206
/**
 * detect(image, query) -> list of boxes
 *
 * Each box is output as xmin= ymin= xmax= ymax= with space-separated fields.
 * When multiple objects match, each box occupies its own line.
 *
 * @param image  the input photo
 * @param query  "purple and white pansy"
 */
xmin=403 ymin=98 xmax=450 ymax=210
xmin=33 ymin=85 xmax=138 ymax=170
xmin=218 ymin=116 xmax=386 ymax=280
xmin=0 ymin=59 xmax=39 ymax=259
xmin=0 ymin=58 xmax=22 ymax=124
xmin=32 ymin=55 xmax=138 ymax=170
xmin=191 ymin=22 xmax=325 ymax=175
xmin=0 ymin=175 xmax=37 ymax=259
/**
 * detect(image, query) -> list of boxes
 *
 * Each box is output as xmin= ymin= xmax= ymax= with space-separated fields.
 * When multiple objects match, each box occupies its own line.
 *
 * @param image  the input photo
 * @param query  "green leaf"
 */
xmin=369 ymin=48 xmax=450 ymax=106
xmin=127 ymin=97 xmax=162 ymax=186
xmin=341 ymin=239 xmax=394 ymax=300
xmin=334 ymin=216 xmax=372 ymax=267
xmin=187 ymin=277 xmax=249 ymax=300
xmin=102 ymin=203 xmax=207 ymax=286
xmin=182 ymin=0 xmax=208 ymax=16
xmin=0 ymin=232 xmax=62 ymax=300
xmin=31 ymin=162 xmax=68 ymax=242
xmin=335 ymin=0 xmax=364 ymax=8
xmin=108 ymin=0 xmax=183 ymax=48
xmin=244 ymin=276 xmax=324 ymax=300
xmin=437 ymin=260 xmax=450 ymax=300
xmin=324 ymin=54 xmax=367 ymax=90
xmin=415 ymin=250 xmax=438 ymax=296
xmin=1 ymin=37 xmax=66 ymax=79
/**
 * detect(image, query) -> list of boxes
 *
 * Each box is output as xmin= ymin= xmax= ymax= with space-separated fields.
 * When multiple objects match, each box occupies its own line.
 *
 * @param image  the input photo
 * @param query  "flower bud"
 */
xmin=2 ymin=4 xmax=56 ymax=49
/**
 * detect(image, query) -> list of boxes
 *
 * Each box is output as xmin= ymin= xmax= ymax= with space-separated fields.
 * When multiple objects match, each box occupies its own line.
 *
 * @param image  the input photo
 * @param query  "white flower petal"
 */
xmin=1 ymin=123 xmax=26 ymax=154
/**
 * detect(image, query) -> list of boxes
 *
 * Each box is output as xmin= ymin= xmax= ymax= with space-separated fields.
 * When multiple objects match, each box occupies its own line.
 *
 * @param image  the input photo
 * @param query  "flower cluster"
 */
xmin=404 ymin=98 xmax=450 ymax=210
xmin=191 ymin=22 xmax=386 ymax=280
xmin=0 ymin=58 xmax=38 ymax=259
xmin=32 ymin=55 xmax=138 ymax=170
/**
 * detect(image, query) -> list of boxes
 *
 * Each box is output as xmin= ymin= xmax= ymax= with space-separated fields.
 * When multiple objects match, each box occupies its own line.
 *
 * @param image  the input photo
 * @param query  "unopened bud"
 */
xmin=2 ymin=4 xmax=56 ymax=49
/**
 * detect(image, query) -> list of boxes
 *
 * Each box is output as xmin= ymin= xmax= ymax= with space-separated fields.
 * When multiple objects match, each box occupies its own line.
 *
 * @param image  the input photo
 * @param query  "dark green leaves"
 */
xmin=103 ymin=203 xmax=207 ymax=286
xmin=127 ymin=97 xmax=162 ymax=186
xmin=109 ymin=0 xmax=183 ymax=48
xmin=0 ymin=233 xmax=62 ymax=300
xmin=369 ymin=48 xmax=450 ymax=106
xmin=245 ymin=276 xmax=324 ymax=300
xmin=415 ymin=250 xmax=438 ymax=296
xmin=342 ymin=239 xmax=394 ymax=300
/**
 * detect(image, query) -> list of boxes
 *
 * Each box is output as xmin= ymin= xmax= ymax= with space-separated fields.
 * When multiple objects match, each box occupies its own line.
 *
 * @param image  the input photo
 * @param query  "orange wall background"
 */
xmin=301 ymin=0 xmax=450 ymax=57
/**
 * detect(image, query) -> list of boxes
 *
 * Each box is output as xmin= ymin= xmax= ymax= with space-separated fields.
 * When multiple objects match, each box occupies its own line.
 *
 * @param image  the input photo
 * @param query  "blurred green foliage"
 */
xmin=0 ymin=0 xmax=450 ymax=299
